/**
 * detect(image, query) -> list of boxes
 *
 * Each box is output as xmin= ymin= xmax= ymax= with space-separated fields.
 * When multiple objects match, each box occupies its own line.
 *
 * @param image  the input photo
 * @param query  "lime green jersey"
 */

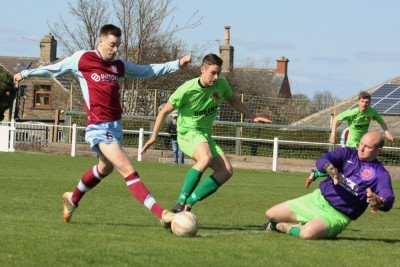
xmin=336 ymin=106 xmax=384 ymax=148
xmin=169 ymin=77 xmax=233 ymax=135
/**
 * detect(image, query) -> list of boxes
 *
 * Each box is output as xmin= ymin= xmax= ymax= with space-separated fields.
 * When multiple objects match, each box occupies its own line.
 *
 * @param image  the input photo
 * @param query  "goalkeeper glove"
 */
xmin=323 ymin=163 xmax=341 ymax=185
xmin=366 ymin=188 xmax=385 ymax=213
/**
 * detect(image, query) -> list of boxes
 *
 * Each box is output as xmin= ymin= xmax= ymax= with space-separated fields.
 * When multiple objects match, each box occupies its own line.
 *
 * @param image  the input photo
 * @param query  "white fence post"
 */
xmin=0 ymin=125 xmax=10 ymax=152
xmin=9 ymin=119 xmax=16 ymax=152
xmin=137 ymin=128 xmax=144 ymax=161
xmin=272 ymin=137 xmax=279 ymax=172
xmin=71 ymin=123 xmax=77 ymax=157
xmin=235 ymin=126 xmax=241 ymax=155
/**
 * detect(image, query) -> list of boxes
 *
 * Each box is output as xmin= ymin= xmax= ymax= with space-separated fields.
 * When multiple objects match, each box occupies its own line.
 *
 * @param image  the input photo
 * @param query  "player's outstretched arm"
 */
xmin=253 ymin=117 xmax=272 ymax=124
xmin=179 ymin=55 xmax=192 ymax=69
xmin=13 ymin=73 xmax=23 ymax=87
xmin=141 ymin=101 xmax=174 ymax=154
xmin=227 ymin=95 xmax=272 ymax=124
xmin=329 ymin=117 xmax=339 ymax=144
xmin=380 ymin=122 xmax=395 ymax=142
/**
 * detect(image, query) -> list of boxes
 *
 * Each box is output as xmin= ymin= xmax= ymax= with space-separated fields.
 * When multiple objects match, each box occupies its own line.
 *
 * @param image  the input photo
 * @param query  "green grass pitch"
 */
xmin=0 ymin=152 xmax=399 ymax=267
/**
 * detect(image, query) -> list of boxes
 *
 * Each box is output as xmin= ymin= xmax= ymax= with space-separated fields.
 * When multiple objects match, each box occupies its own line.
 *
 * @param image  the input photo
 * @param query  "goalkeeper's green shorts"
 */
xmin=287 ymin=189 xmax=351 ymax=238
xmin=178 ymin=131 xmax=223 ymax=158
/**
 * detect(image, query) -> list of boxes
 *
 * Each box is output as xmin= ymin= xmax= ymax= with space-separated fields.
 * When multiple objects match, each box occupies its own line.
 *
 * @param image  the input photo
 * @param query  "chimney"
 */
xmin=219 ymin=26 xmax=234 ymax=72
xmin=276 ymin=56 xmax=291 ymax=98
xmin=276 ymin=56 xmax=289 ymax=75
xmin=40 ymin=33 xmax=57 ymax=64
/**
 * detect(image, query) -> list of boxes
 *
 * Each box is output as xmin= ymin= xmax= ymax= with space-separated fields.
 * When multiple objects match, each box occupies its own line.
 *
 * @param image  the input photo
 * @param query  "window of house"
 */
xmin=34 ymin=85 xmax=51 ymax=108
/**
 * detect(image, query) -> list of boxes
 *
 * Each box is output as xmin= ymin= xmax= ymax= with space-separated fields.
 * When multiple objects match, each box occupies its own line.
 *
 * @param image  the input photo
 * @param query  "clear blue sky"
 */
xmin=1 ymin=0 xmax=400 ymax=100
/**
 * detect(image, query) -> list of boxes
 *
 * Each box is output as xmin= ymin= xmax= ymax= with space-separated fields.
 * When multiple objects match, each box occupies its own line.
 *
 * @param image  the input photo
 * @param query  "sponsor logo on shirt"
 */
xmin=91 ymin=72 xmax=119 ymax=82
xmin=339 ymin=174 xmax=360 ymax=196
xmin=354 ymin=124 xmax=369 ymax=130
xmin=91 ymin=73 xmax=101 ymax=82
xmin=194 ymin=105 xmax=218 ymax=117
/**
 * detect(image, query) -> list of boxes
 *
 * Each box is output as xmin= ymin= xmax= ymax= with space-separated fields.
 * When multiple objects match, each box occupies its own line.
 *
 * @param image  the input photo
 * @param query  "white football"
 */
xmin=171 ymin=211 xmax=199 ymax=237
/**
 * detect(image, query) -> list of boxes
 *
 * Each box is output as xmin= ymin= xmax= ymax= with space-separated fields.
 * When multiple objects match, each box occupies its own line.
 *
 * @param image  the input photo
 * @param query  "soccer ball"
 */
xmin=171 ymin=211 xmax=199 ymax=237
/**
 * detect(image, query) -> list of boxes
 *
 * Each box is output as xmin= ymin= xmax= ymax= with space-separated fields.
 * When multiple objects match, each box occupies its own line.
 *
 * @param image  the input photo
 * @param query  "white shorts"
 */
xmin=85 ymin=119 xmax=123 ymax=155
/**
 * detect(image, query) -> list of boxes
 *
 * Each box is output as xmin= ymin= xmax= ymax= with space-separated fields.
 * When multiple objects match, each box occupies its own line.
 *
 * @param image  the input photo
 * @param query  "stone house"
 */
xmin=0 ymin=34 xmax=82 ymax=124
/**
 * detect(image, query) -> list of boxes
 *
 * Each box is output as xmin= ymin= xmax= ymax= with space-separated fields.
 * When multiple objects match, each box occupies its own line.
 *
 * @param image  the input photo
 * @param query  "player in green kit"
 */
xmin=306 ymin=91 xmax=394 ymax=188
xmin=329 ymin=91 xmax=394 ymax=147
xmin=141 ymin=53 xmax=271 ymax=212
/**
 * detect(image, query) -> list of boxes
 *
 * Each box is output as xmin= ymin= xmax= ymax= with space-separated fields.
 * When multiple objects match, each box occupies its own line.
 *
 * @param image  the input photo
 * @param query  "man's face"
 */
xmin=357 ymin=98 xmax=370 ymax=112
xmin=358 ymin=135 xmax=381 ymax=162
xmin=200 ymin=64 xmax=221 ymax=87
xmin=98 ymin=34 xmax=121 ymax=60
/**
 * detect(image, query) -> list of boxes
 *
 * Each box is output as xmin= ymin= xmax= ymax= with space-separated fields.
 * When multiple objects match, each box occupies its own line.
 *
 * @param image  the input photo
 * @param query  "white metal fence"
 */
xmin=1 ymin=120 xmax=400 ymax=172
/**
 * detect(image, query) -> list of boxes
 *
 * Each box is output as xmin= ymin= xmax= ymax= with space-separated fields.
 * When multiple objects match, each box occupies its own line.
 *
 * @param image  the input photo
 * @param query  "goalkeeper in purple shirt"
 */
xmin=263 ymin=132 xmax=395 ymax=240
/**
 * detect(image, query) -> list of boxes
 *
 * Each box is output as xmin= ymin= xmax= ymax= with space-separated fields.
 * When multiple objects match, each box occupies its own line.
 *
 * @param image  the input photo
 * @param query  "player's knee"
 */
xmin=265 ymin=208 xmax=275 ymax=220
xmin=99 ymin=164 xmax=114 ymax=176
xmin=298 ymin=227 xmax=320 ymax=240
xmin=225 ymin=166 xmax=233 ymax=178
xmin=199 ymin=155 xmax=213 ymax=168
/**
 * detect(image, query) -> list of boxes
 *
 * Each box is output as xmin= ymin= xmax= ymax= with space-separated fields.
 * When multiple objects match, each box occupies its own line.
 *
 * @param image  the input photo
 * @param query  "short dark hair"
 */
xmin=100 ymin=24 xmax=122 ymax=38
xmin=358 ymin=91 xmax=371 ymax=101
xmin=202 ymin=53 xmax=223 ymax=67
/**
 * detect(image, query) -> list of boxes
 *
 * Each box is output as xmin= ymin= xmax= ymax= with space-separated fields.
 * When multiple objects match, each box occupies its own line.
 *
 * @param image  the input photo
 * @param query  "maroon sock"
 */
xmin=125 ymin=172 xmax=164 ymax=219
xmin=72 ymin=165 xmax=106 ymax=204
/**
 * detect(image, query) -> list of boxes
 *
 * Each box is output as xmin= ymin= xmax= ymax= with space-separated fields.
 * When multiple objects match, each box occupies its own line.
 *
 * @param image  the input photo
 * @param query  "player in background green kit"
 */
xmin=141 ymin=53 xmax=271 ymax=212
xmin=306 ymin=91 xmax=394 ymax=188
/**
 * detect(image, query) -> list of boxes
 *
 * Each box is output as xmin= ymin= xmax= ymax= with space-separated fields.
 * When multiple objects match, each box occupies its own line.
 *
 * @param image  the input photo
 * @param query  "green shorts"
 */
xmin=287 ymin=189 xmax=351 ymax=238
xmin=178 ymin=130 xmax=224 ymax=158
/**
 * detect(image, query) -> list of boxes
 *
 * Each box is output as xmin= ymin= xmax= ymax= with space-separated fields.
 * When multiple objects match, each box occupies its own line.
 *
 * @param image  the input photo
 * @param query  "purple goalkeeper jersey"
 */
xmin=316 ymin=147 xmax=395 ymax=220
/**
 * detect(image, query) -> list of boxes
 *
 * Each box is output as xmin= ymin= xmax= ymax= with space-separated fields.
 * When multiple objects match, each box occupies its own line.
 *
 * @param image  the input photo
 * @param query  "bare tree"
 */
xmin=48 ymin=0 xmax=204 ymax=115
xmin=312 ymin=90 xmax=337 ymax=111
xmin=48 ymin=0 xmax=110 ymax=56
xmin=112 ymin=0 xmax=203 ymax=114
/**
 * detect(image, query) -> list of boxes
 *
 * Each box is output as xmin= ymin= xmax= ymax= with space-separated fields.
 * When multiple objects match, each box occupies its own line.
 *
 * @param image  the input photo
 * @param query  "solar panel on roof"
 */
xmin=372 ymin=88 xmax=393 ymax=97
xmin=374 ymin=98 xmax=399 ymax=112
xmin=386 ymin=103 xmax=400 ymax=113
xmin=389 ymin=89 xmax=400 ymax=98
xmin=348 ymin=83 xmax=400 ymax=115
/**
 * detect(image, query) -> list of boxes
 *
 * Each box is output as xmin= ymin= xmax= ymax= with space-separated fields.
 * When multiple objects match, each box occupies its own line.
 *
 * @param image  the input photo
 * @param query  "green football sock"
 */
xmin=288 ymin=226 xmax=300 ymax=237
xmin=176 ymin=168 xmax=203 ymax=203
xmin=186 ymin=175 xmax=220 ymax=206
xmin=314 ymin=170 xmax=328 ymax=178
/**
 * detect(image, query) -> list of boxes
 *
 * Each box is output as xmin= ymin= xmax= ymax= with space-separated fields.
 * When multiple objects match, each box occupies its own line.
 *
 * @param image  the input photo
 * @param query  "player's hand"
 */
xmin=141 ymin=137 xmax=156 ymax=154
xmin=13 ymin=73 xmax=23 ymax=87
xmin=254 ymin=117 xmax=272 ymax=124
xmin=366 ymin=188 xmax=385 ymax=213
xmin=323 ymin=163 xmax=341 ymax=185
xmin=179 ymin=55 xmax=191 ymax=68
xmin=329 ymin=135 xmax=336 ymax=144
xmin=385 ymin=131 xmax=395 ymax=142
